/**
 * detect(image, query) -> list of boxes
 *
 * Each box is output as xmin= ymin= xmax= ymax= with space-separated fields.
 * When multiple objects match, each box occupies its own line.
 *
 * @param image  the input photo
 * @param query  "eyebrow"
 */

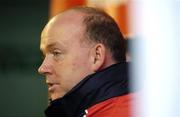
xmin=46 ymin=43 xmax=57 ymax=50
xmin=41 ymin=42 xmax=57 ymax=52
xmin=40 ymin=42 xmax=65 ymax=55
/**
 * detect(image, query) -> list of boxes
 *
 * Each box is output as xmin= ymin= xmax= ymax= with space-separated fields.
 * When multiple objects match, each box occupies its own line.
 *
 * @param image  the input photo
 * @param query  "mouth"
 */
xmin=47 ymin=82 xmax=59 ymax=92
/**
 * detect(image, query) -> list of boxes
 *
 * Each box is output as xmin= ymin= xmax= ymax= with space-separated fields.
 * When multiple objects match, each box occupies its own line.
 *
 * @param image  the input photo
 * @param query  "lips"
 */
xmin=46 ymin=82 xmax=59 ymax=92
xmin=47 ymin=82 xmax=53 ymax=87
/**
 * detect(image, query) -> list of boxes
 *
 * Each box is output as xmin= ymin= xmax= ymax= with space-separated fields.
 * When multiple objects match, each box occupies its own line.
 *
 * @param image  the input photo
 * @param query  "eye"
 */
xmin=49 ymin=48 xmax=64 ymax=60
xmin=52 ymin=50 xmax=61 ymax=57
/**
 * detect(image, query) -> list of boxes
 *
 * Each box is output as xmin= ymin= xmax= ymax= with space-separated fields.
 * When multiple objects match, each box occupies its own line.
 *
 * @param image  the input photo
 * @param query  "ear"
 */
xmin=90 ymin=44 xmax=106 ymax=72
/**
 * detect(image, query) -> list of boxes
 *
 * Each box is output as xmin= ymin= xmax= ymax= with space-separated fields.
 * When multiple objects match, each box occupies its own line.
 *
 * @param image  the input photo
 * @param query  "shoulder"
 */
xmin=84 ymin=93 xmax=133 ymax=117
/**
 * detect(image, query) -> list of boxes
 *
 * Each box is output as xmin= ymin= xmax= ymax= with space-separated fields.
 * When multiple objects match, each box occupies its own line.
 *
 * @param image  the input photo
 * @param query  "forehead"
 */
xmin=40 ymin=10 xmax=87 ymax=50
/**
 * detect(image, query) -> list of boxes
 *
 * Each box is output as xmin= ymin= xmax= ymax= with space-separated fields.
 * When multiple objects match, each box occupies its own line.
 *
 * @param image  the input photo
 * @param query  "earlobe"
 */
xmin=91 ymin=44 xmax=106 ymax=72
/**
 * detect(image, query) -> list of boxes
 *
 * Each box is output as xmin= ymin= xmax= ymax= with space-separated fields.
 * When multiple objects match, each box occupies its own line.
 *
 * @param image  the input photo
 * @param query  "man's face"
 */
xmin=38 ymin=12 xmax=94 ymax=100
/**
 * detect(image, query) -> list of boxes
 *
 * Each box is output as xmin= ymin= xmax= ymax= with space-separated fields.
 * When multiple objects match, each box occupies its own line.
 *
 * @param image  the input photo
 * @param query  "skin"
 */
xmin=38 ymin=10 xmax=116 ymax=101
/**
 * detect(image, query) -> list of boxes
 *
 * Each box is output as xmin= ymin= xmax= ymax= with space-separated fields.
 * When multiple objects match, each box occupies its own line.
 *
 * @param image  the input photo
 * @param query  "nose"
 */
xmin=38 ymin=63 xmax=45 ymax=75
xmin=38 ymin=57 xmax=51 ymax=75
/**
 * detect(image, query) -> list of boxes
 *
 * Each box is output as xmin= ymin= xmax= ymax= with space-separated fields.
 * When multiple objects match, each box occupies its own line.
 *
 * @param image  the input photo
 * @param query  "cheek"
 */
xmin=53 ymin=53 xmax=91 ymax=88
xmin=54 ymin=58 xmax=77 ymax=80
xmin=71 ymin=56 xmax=86 ymax=70
xmin=53 ymin=52 xmax=90 ymax=76
xmin=71 ymin=57 xmax=92 ymax=79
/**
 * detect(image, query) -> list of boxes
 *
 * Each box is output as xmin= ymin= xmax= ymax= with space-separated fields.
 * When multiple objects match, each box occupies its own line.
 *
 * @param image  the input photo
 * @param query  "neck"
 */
xmin=99 ymin=54 xmax=117 ymax=71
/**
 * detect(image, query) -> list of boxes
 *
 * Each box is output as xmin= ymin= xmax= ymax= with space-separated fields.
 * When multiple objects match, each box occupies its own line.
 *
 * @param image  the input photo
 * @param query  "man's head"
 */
xmin=38 ymin=6 xmax=126 ymax=100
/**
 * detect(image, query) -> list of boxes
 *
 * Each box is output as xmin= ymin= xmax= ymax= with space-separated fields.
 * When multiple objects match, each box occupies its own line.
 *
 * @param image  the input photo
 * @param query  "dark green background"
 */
xmin=0 ymin=0 xmax=49 ymax=116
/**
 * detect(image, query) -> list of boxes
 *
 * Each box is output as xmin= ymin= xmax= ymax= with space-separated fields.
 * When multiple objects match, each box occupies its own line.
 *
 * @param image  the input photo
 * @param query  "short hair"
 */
xmin=72 ymin=6 xmax=126 ymax=62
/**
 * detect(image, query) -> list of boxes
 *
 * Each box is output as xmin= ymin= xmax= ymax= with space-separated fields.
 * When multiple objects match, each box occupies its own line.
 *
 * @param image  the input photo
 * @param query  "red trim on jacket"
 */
xmin=85 ymin=93 xmax=132 ymax=117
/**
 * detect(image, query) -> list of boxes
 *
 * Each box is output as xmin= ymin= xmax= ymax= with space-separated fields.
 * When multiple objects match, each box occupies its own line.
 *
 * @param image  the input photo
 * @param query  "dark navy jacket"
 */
xmin=45 ymin=62 xmax=129 ymax=117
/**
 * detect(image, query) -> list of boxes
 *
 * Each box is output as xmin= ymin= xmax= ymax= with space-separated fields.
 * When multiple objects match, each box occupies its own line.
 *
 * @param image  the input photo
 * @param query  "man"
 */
xmin=38 ymin=6 xmax=131 ymax=117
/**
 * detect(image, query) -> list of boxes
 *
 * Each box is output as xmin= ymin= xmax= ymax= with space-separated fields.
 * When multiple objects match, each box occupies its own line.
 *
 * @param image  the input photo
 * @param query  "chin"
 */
xmin=50 ymin=93 xmax=65 ymax=101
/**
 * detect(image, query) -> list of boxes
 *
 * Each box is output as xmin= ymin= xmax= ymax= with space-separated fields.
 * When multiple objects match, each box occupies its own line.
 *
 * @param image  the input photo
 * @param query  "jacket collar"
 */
xmin=45 ymin=62 xmax=129 ymax=117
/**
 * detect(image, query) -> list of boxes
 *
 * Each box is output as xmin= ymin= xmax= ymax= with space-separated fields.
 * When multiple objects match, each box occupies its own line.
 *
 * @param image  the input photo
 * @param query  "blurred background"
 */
xmin=0 ymin=0 xmax=129 ymax=116
xmin=1 ymin=0 xmax=179 ymax=117
xmin=0 ymin=0 xmax=48 ymax=116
